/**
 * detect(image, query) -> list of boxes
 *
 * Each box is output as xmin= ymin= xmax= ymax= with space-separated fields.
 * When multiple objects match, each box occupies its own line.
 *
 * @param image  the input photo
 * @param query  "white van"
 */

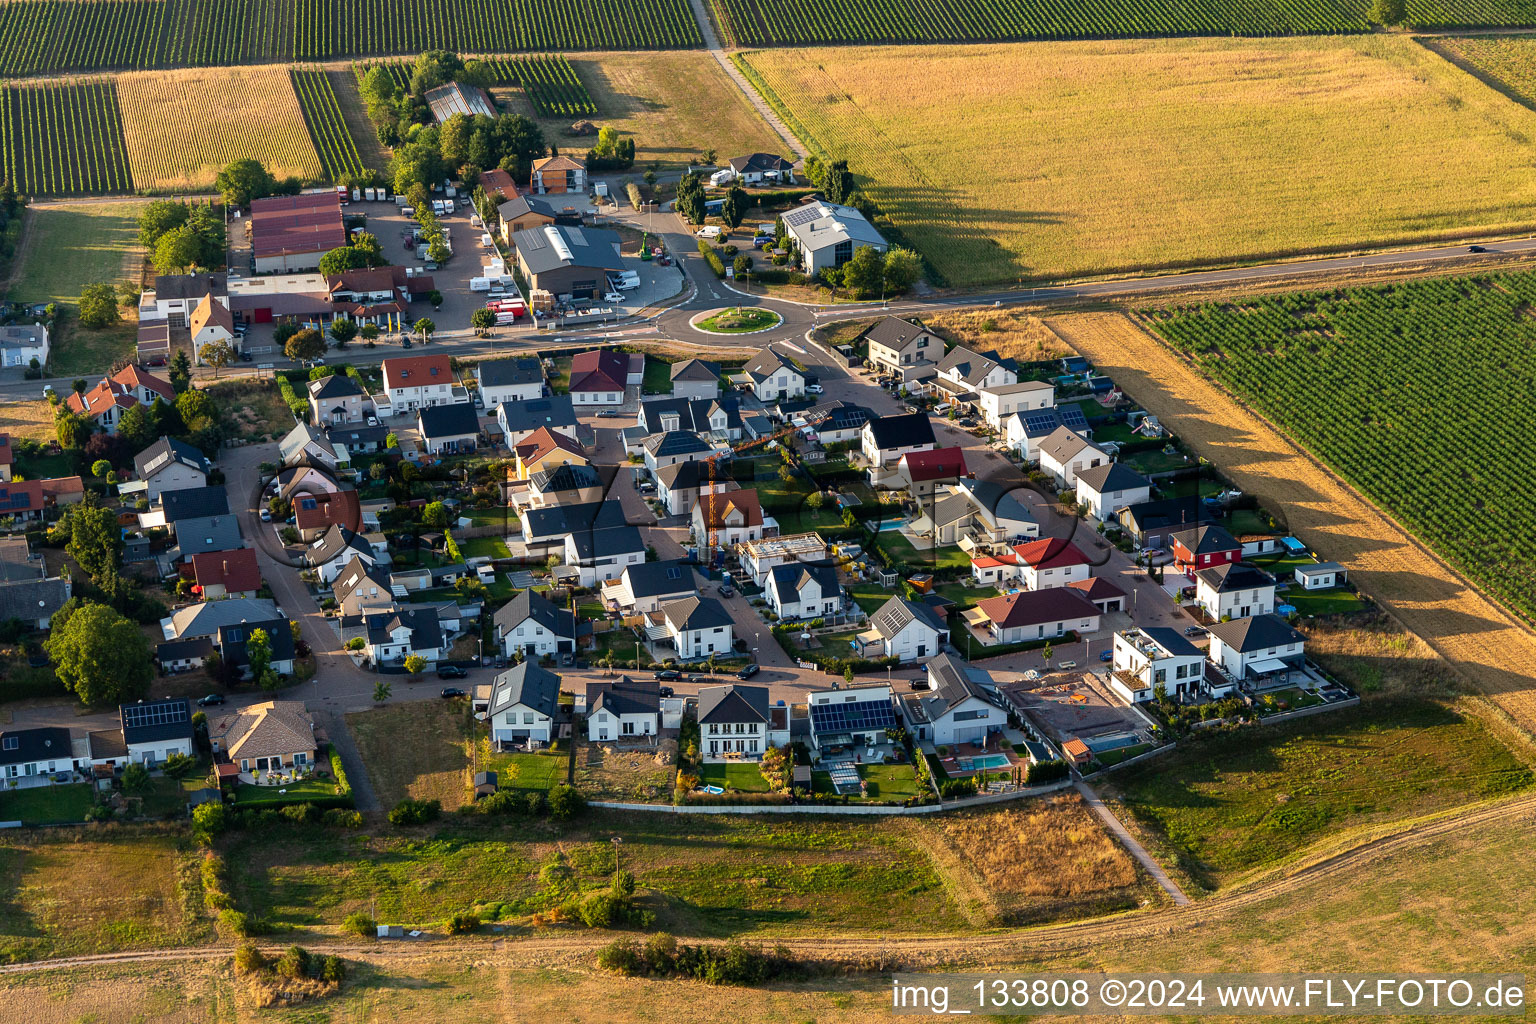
xmin=933 ymin=402 xmax=953 ymax=416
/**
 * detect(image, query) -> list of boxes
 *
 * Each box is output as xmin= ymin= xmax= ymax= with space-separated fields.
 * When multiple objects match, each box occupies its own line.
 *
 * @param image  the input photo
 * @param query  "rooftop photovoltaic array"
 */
xmin=809 ymin=698 xmax=897 ymax=735
xmin=122 ymin=700 xmax=189 ymax=731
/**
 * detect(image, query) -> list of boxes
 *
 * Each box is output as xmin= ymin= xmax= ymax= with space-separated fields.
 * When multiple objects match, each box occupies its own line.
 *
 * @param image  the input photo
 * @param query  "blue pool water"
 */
xmin=959 ymin=754 xmax=1012 ymax=771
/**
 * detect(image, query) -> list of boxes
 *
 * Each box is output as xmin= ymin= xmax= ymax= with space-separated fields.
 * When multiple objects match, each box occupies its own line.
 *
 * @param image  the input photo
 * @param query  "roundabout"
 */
xmin=688 ymin=306 xmax=784 ymax=335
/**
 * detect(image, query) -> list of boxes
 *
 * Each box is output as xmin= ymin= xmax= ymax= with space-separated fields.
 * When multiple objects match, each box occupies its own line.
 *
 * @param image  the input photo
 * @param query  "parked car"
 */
xmin=440 ymin=687 xmax=466 ymax=698
xmin=658 ymin=685 xmax=674 ymax=698
xmin=597 ymin=409 xmax=622 ymax=418
xmin=718 ymin=584 xmax=735 ymax=598
xmin=1099 ymin=649 xmax=1113 ymax=662
xmin=195 ymin=694 xmax=225 ymax=707
xmin=1183 ymin=625 xmax=1208 ymax=637
xmin=41 ymin=384 xmax=53 ymax=399
xmin=687 ymin=674 xmax=709 ymax=685
xmin=436 ymin=665 xmax=468 ymax=679
xmin=737 ymin=663 xmax=760 ymax=679
xmin=654 ymin=668 xmax=681 ymax=681
xmin=259 ymin=508 xmax=272 ymax=522
xmin=1469 ymin=244 xmax=1488 ymax=253
xmin=907 ymin=679 xmax=928 ymax=691
xmin=806 ymin=384 xmax=824 ymax=394
xmin=1057 ymin=660 xmax=1078 ymax=670
xmin=603 ymin=291 xmax=625 ymax=303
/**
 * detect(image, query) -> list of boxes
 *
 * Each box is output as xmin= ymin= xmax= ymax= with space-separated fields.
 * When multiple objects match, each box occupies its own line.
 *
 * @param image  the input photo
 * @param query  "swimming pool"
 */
xmin=872 ymin=519 xmax=910 ymax=533
xmin=959 ymin=753 xmax=1012 ymax=771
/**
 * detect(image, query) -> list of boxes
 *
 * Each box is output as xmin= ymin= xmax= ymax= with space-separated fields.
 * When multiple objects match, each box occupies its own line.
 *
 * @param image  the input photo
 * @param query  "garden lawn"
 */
xmin=481 ymin=747 xmax=567 ymax=792
xmin=1109 ymin=699 xmax=1533 ymax=889
xmin=935 ymin=582 xmax=998 ymax=609
xmin=0 ymin=783 xmax=94 ymax=825
xmin=812 ymin=763 xmax=920 ymax=802
xmin=739 ymin=37 xmax=1536 ymax=286
xmin=640 ymin=354 xmax=672 ymax=394
xmin=875 ymin=530 xmax=970 ymax=570
xmin=231 ymin=776 xmax=347 ymax=807
xmin=699 ymin=761 xmax=770 ymax=792
xmin=1284 ymin=586 xmax=1369 ymax=617
xmin=14 ymin=448 xmax=74 ymax=481
xmin=457 ymin=535 xmax=511 ymax=560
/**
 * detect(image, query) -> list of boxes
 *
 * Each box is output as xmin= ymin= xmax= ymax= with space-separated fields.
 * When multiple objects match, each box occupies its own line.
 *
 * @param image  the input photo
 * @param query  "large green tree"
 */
xmin=318 ymin=246 xmax=371 ymax=276
xmin=675 ymin=173 xmax=706 ymax=226
xmin=65 ymin=504 xmax=124 ymax=581
xmin=721 ymin=186 xmax=749 ymax=230
xmin=168 ymin=350 xmax=192 ymax=393
xmin=177 ymin=389 xmax=218 ymax=435
xmin=138 ymin=200 xmax=189 ymax=248
xmin=44 ymin=602 xmax=152 ymax=706
xmin=116 ymin=403 xmax=155 ymax=450
xmin=882 ymin=247 xmax=922 ymax=293
xmin=215 ymin=158 xmax=276 ymax=208
xmin=840 ymin=245 xmax=886 ymax=298
xmin=199 ymin=339 xmax=233 ymax=378
xmin=284 ymin=329 xmax=326 ymax=363
xmin=78 ymin=283 xmax=120 ymax=329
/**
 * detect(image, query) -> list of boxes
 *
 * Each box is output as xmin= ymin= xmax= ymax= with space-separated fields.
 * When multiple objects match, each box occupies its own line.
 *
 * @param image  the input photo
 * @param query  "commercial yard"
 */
xmin=1107 ymin=699 xmax=1533 ymax=890
xmin=740 ymin=37 xmax=1536 ymax=286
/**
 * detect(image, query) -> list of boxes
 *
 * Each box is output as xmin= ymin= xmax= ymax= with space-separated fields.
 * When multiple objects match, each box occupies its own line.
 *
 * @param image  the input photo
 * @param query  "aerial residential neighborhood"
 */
xmin=0 ymin=13 xmax=1526 ymax=1020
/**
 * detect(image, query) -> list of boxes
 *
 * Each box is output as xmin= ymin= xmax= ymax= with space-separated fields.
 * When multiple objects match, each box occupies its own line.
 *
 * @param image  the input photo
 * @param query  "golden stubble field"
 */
xmin=1047 ymin=311 xmax=1536 ymax=736
xmin=741 ymin=36 xmax=1536 ymax=286
xmin=116 ymin=67 xmax=322 ymax=191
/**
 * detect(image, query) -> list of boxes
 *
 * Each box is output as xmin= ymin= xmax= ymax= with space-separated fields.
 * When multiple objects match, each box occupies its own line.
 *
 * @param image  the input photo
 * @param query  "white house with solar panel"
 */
xmin=858 ymin=596 xmax=949 ymax=664
xmin=117 ymin=698 xmax=195 ymax=766
xmin=781 ymin=200 xmax=888 ymax=275
xmin=806 ymin=684 xmax=899 ymax=757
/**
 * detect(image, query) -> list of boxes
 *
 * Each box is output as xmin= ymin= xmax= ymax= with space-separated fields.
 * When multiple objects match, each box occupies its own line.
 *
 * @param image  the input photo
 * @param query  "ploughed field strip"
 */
xmin=0 ymin=0 xmax=702 ymax=77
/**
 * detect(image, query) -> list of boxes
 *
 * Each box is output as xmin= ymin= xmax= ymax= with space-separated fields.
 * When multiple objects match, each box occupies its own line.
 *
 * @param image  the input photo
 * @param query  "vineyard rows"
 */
xmin=484 ymin=55 xmax=595 ymax=117
xmin=0 ymin=0 xmax=700 ymax=77
xmin=1145 ymin=273 xmax=1536 ymax=624
xmin=0 ymin=79 xmax=132 ymax=194
xmin=291 ymin=68 xmax=367 ymax=181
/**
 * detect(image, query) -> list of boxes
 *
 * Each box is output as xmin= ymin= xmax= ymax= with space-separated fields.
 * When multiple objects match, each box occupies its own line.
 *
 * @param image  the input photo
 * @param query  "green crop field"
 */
xmin=0 ymin=79 xmax=131 ymax=195
xmin=738 ymin=37 xmax=1536 ymax=287
xmin=1144 ymin=271 xmax=1536 ymax=624
xmin=291 ymin=67 xmax=368 ymax=180
xmin=485 ymin=55 xmax=596 ymax=117
xmin=1427 ymin=33 xmax=1536 ymax=109
xmin=0 ymin=0 xmax=702 ymax=77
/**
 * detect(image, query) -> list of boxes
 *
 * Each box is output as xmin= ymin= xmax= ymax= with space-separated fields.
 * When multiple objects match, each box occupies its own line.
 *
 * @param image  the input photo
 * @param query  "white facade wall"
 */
xmin=491 ymin=705 xmax=553 ymax=744
xmin=1079 ymin=481 xmax=1151 ymax=521
xmin=1196 ymin=580 xmax=1277 ymax=622
xmin=144 ymin=463 xmax=207 ymax=503
xmin=1209 ymin=636 xmax=1305 ymax=677
xmin=588 ymin=710 xmax=658 ymax=742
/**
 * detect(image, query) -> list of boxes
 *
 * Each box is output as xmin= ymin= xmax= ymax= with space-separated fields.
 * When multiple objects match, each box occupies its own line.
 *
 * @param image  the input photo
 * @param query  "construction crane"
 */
xmin=699 ymin=408 xmax=835 ymax=564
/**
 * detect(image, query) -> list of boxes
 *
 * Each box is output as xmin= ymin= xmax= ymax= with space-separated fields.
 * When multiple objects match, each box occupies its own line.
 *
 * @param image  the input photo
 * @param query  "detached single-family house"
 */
xmin=1073 ymin=463 xmax=1151 ymax=521
xmin=514 ymin=426 xmax=588 ymax=480
xmin=859 ymin=596 xmax=948 ymax=662
xmin=190 ymin=295 xmax=236 ymax=359
xmin=906 ymin=653 xmax=1007 ymax=746
xmin=208 ymin=700 xmax=316 ymax=774
xmin=1037 ymin=426 xmax=1110 ymax=488
xmin=496 ymin=193 xmax=558 ymax=243
xmin=278 ymin=422 xmax=340 ymax=470
xmin=895 ymin=447 xmax=967 ymax=497
xmin=1194 ymin=562 xmax=1277 ymax=622
xmin=0 ymin=726 xmax=76 ymax=782
xmin=1109 ymin=627 xmax=1206 ymax=703
xmin=1206 ymin=613 xmax=1307 ymax=681
xmin=976 ymin=380 xmax=1054 ymax=432
xmin=333 ymin=556 xmax=396 ymax=617
xmin=522 ymin=499 xmax=643 ymax=586
xmin=189 ymin=549 xmax=262 ymax=600
xmin=765 ymin=563 xmax=846 ymax=622
xmin=933 ymin=345 xmax=1015 ymax=406
xmin=692 ymin=488 xmax=765 ymax=547
xmin=527 ymin=462 xmax=604 ymax=509
xmin=806 ymin=400 xmax=872 ymax=445
xmin=417 ymin=404 xmax=481 ymax=455
xmin=1004 ymin=403 xmax=1092 ymax=462
xmin=781 ymin=199 xmax=887 ymax=275
xmin=358 ymin=607 xmax=444 ymax=667
xmin=716 ymin=153 xmax=794 ymax=186
xmin=497 ymin=395 xmax=581 ymax=448
xmin=654 ymin=596 xmax=734 ymax=660
xmin=669 ymin=358 xmax=720 ymax=401
xmin=865 ymin=316 xmax=941 ymax=378
xmin=1295 ymin=562 xmax=1347 ymax=590
xmin=967 ymin=587 xmax=1101 ymax=646
xmin=862 ymin=412 xmax=936 ymax=472
xmin=476 ymin=356 xmax=546 ymax=408
xmin=806 ymin=684 xmax=897 ymax=752
xmin=0 ymin=324 xmax=49 ymax=368
xmin=585 ymin=676 xmax=661 ymax=743
xmin=1117 ymin=496 xmax=1208 ymax=549
xmin=119 ymin=698 xmax=195 ymax=765
xmin=493 ymin=588 xmax=577 ymax=658
xmin=133 ymin=436 xmax=211 ymax=503
xmin=698 ymin=684 xmax=771 ymax=762
xmin=1169 ymin=523 xmax=1242 ymax=577
xmin=382 ymin=354 xmax=466 ymax=413
xmin=638 ymin=395 xmax=743 ymax=441
xmin=66 ymin=364 xmax=175 ymax=434
xmin=531 ymin=154 xmax=586 ymax=194
xmin=488 ymin=662 xmax=561 ymax=746
xmin=308 ymin=372 xmax=372 ymax=426
xmin=643 ymin=431 xmax=715 ymax=474
xmin=600 ymin=559 xmax=696 ymax=614
xmin=1012 ymin=537 xmax=1093 ymax=591
xmin=654 ymin=460 xmax=732 ymax=517
xmin=739 ymin=347 xmax=804 ymax=403
xmin=568 ymin=349 xmax=628 ymax=406
xmin=307 ymin=525 xmax=378 ymax=584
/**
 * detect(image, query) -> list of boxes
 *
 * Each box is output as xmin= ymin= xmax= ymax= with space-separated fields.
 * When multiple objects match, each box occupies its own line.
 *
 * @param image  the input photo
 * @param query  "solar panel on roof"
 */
xmin=122 ymin=701 xmax=188 ymax=730
xmin=665 ymin=567 xmax=681 ymax=579
xmin=809 ymin=699 xmax=897 ymax=734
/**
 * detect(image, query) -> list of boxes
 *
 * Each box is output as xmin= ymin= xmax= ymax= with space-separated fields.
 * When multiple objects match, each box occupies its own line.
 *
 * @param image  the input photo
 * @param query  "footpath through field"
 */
xmin=684 ymin=0 xmax=807 ymax=159
xmin=1049 ymin=312 xmax=1536 ymax=736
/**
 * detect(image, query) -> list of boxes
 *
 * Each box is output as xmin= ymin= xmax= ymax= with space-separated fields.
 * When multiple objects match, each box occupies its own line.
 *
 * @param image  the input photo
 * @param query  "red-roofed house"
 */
xmin=0 ymin=480 xmax=45 ymax=521
xmin=965 ymin=586 xmax=1101 ymax=646
xmin=293 ymin=489 xmax=362 ymax=541
xmin=569 ymin=350 xmax=628 ymax=405
xmin=693 ymin=488 xmax=766 ymax=546
xmin=478 ymin=168 xmax=518 ymax=201
xmin=1012 ymin=537 xmax=1092 ymax=591
xmin=65 ymin=365 xmax=175 ymax=434
xmin=897 ymin=447 xmax=967 ymax=496
xmin=380 ymin=354 xmax=465 ymax=414
xmin=38 ymin=476 xmax=85 ymax=506
xmin=190 ymin=549 xmax=263 ymax=600
xmin=970 ymin=551 xmax=1020 ymax=587
xmin=0 ymin=434 xmax=13 ymax=482
xmin=513 ymin=426 xmax=588 ymax=480
xmin=1067 ymin=575 xmax=1127 ymax=613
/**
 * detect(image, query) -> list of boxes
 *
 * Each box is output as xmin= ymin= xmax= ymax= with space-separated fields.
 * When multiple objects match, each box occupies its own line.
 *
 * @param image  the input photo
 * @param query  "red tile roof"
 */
xmin=479 ymin=169 xmax=517 ymax=200
xmin=191 ymin=549 xmax=263 ymax=595
xmin=514 ymin=426 xmax=586 ymax=466
xmin=38 ymin=476 xmax=84 ymax=501
xmin=382 ymin=354 xmax=454 ymax=392
xmin=976 ymin=587 xmax=1100 ymax=629
xmin=66 ymin=365 xmax=175 ymax=420
xmin=697 ymin=488 xmax=762 ymax=529
xmin=0 ymin=434 xmax=13 ymax=468
xmin=1067 ymin=576 xmax=1126 ymax=602
xmin=1013 ymin=537 xmax=1091 ymax=570
xmin=249 ymin=192 xmax=347 ymax=258
xmin=0 ymin=480 xmax=44 ymax=513
xmin=294 ymin=490 xmax=361 ymax=533
xmin=569 ymin=350 xmax=627 ymax=394
xmin=901 ymin=447 xmax=967 ymax=482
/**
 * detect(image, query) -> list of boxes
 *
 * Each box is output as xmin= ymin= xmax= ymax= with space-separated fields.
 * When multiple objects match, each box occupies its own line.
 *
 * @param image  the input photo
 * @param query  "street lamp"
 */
xmin=611 ymin=836 xmax=624 ymax=875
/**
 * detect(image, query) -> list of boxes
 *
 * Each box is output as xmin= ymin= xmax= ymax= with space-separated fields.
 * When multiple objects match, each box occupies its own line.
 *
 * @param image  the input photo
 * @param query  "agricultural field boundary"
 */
xmin=1046 ymin=311 xmax=1536 ymax=737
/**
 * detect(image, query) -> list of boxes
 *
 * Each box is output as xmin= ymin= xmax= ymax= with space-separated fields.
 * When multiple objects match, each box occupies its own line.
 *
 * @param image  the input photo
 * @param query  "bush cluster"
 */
xmin=388 ymin=798 xmax=443 ymax=826
xmin=597 ymin=933 xmax=798 ymax=986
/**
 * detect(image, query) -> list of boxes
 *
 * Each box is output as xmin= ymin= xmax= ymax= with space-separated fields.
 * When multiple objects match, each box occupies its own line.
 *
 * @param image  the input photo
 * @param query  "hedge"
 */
xmin=697 ymin=239 xmax=725 ymax=278
xmin=745 ymin=188 xmax=815 ymax=208
xmin=962 ymin=631 xmax=1079 ymax=661
xmin=275 ymin=375 xmax=307 ymax=418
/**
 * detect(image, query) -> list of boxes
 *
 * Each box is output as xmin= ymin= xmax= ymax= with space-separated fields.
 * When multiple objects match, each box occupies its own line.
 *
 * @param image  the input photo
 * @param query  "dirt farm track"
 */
xmin=1048 ymin=311 xmax=1536 ymax=736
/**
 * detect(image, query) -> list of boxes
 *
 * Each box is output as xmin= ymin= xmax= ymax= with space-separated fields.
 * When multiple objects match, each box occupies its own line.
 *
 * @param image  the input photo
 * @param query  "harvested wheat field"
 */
xmin=924 ymin=310 xmax=1071 ymax=365
xmin=0 ymin=401 xmax=59 ymax=442
xmin=740 ymin=36 xmax=1536 ymax=286
xmin=1049 ymin=311 xmax=1536 ymax=735
xmin=913 ymin=794 xmax=1151 ymax=926
xmin=117 ymin=67 xmax=321 ymax=191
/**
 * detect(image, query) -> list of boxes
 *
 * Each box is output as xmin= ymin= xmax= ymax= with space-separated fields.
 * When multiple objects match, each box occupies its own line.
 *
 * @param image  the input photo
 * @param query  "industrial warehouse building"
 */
xmin=512 ymin=224 xmax=623 ymax=302
xmin=249 ymin=192 xmax=347 ymax=273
